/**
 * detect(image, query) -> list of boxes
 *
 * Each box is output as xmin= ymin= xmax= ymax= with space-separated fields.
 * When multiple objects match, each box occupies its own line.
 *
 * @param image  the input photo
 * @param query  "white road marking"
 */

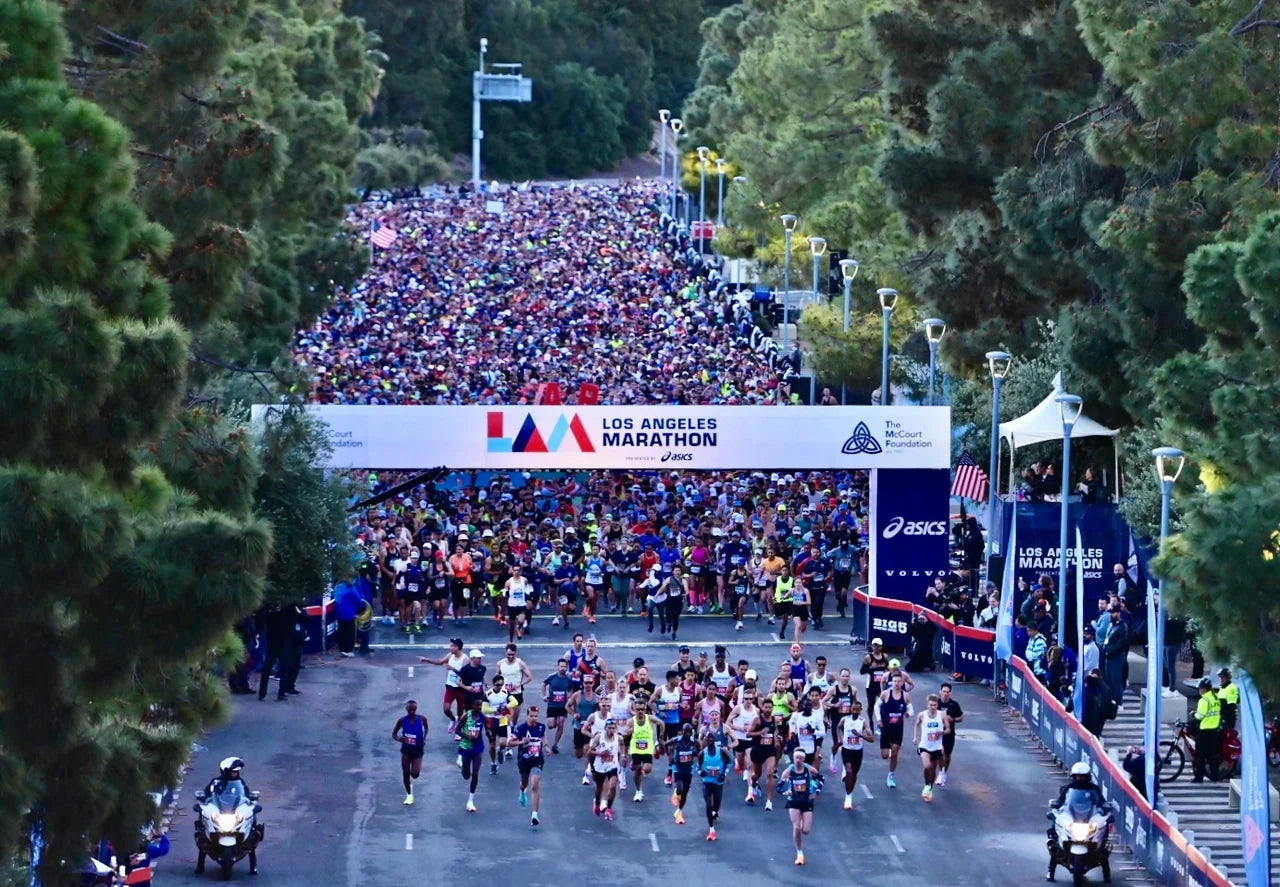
xmin=372 ymin=639 xmax=856 ymax=651
xmin=861 ymin=783 xmax=874 ymax=800
xmin=405 ymin=833 xmax=413 ymax=851
xmin=890 ymin=834 xmax=905 ymax=854
xmin=649 ymin=833 xmax=660 ymax=852
xmin=407 ymin=666 xmax=415 ymax=678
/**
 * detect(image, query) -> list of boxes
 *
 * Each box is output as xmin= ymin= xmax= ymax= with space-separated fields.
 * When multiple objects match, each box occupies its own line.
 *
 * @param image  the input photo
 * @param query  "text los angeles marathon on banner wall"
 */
xmin=262 ymin=405 xmax=951 ymax=470
xmin=1009 ymin=503 xmax=1131 ymax=608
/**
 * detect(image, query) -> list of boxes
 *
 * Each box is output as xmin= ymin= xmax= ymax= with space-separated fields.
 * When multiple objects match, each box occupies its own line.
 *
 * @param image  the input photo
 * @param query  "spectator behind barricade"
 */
xmin=1082 ymin=668 xmax=1112 ymax=737
xmin=1013 ymin=615 xmax=1029 ymax=661
xmin=1025 ymin=622 xmax=1048 ymax=679
xmin=1076 ymin=467 xmax=1109 ymax=503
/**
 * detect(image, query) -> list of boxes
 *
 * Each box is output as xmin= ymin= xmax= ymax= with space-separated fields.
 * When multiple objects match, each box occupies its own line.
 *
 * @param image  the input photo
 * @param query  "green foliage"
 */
xmin=0 ymin=2 xmax=271 ymax=878
xmin=349 ymin=0 xmax=722 ymax=179
xmin=355 ymin=127 xmax=450 ymax=194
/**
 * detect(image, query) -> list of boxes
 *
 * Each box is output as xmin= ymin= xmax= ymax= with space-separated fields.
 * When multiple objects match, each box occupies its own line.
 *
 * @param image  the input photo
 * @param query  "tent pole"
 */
xmin=1113 ymin=441 xmax=1121 ymax=501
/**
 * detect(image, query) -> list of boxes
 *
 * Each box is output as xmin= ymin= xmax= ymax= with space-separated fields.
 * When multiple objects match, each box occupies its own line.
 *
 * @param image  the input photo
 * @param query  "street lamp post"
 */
xmin=985 ymin=351 xmax=1012 ymax=562
xmin=658 ymin=109 xmax=670 ymax=207
xmin=839 ymin=259 xmax=860 ymax=405
xmin=1147 ymin=445 xmax=1185 ymax=805
xmin=669 ymin=118 xmax=683 ymax=222
xmin=780 ymin=214 xmax=798 ymax=352
xmin=924 ymin=319 xmax=946 ymax=406
xmin=697 ymin=146 xmax=710 ymax=233
xmin=731 ymin=175 xmax=747 ymax=286
xmin=808 ymin=237 xmax=826 ymax=305
xmin=1053 ymin=392 xmax=1084 ymax=645
xmin=716 ymin=158 xmax=727 ymax=229
xmin=877 ymin=288 xmax=898 ymax=405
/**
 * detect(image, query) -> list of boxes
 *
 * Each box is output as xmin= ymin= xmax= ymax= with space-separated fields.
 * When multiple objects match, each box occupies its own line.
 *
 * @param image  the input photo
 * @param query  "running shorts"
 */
xmin=786 ymin=799 xmax=814 ymax=812
xmin=918 ymin=747 xmax=943 ymax=762
xmin=507 ymin=606 xmax=527 ymax=623
xmin=573 ymin=728 xmax=591 ymax=750
xmin=444 ymin=686 xmax=468 ymax=708
xmin=880 ymin=725 xmax=904 ymax=749
xmin=518 ymin=758 xmax=544 ymax=776
xmin=840 ymin=747 xmax=863 ymax=769
xmin=750 ymin=745 xmax=776 ymax=767
xmin=592 ymin=768 xmax=617 ymax=786
xmin=630 ymin=754 xmax=654 ymax=770
xmin=791 ymin=605 xmax=811 ymax=623
xmin=547 ymin=706 xmax=568 ymax=720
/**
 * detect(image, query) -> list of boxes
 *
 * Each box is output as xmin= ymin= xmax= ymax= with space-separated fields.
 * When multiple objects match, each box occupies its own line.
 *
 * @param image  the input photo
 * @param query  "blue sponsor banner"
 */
xmin=952 ymin=625 xmax=997 ymax=681
xmin=1010 ymin=502 xmax=1130 ymax=617
xmin=1236 ymin=669 xmax=1271 ymax=887
xmin=872 ymin=468 xmax=951 ymax=605
xmin=863 ymin=593 xmax=913 ymax=651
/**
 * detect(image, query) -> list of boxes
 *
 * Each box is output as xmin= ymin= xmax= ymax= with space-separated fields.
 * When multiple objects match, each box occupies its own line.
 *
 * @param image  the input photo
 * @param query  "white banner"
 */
xmin=263 ymin=405 xmax=952 ymax=470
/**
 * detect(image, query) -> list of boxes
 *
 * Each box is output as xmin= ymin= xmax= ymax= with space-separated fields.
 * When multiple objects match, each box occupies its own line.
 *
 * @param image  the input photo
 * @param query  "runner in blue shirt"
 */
xmin=391 ymin=700 xmax=427 ymax=806
xmin=699 ymin=733 xmax=732 ymax=841
xmin=507 ymin=706 xmax=548 ymax=825
xmin=553 ymin=561 xmax=580 ymax=630
xmin=781 ymin=749 xmax=820 ymax=866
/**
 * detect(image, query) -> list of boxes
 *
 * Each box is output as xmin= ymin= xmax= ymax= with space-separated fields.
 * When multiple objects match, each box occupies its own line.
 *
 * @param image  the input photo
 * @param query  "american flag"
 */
xmin=369 ymin=219 xmax=398 ymax=249
xmin=951 ymin=449 xmax=989 ymax=500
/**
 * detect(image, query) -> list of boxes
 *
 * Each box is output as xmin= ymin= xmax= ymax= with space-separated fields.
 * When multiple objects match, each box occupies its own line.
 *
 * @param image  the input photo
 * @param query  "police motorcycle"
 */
xmin=193 ymin=757 xmax=263 ymax=880
xmin=1046 ymin=763 xmax=1117 ymax=885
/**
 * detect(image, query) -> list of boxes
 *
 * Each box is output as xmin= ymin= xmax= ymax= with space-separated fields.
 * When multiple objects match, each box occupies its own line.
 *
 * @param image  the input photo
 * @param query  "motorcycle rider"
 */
xmin=1046 ymin=762 xmax=1110 ymax=882
xmin=197 ymin=757 xmax=258 ymax=876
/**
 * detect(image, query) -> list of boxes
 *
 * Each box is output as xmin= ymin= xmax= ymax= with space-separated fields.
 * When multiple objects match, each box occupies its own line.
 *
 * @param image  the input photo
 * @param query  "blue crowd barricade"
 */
xmin=852 ymin=589 xmax=999 ymax=679
xmin=1006 ymin=655 xmax=1233 ymax=887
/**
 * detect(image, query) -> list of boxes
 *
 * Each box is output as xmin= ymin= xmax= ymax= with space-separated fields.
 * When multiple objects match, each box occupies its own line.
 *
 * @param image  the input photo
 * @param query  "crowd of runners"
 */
xmin=351 ymin=468 xmax=872 ymax=644
xmin=392 ymin=637 xmax=964 ymax=865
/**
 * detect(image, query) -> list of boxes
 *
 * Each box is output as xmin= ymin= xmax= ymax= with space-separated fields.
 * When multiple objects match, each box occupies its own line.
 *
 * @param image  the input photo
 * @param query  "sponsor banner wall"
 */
xmin=1006 ymin=656 xmax=1232 ymax=887
xmin=1011 ymin=502 xmax=1130 ymax=615
xmin=265 ymin=405 xmax=951 ymax=470
xmin=870 ymin=468 xmax=952 ymax=604
xmin=852 ymin=590 xmax=997 ymax=680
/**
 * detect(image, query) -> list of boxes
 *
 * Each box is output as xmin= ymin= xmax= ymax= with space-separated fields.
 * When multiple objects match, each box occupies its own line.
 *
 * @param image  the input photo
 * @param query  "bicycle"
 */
xmin=1161 ymin=720 xmax=1241 ymax=781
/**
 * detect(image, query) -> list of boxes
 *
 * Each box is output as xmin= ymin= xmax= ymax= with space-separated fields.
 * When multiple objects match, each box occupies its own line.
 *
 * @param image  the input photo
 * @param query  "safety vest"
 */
xmin=1196 ymin=693 xmax=1221 ymax=730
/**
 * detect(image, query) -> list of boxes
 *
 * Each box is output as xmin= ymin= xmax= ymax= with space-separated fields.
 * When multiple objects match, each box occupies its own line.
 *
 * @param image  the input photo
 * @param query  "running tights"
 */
xmin=665 ymin=596 xmax=683 ymax=635
xmin=649 ymin=598 xmax=667 ymax=633
xmin=703 ymin=782 xmax=723 ymax=827
xmin=675 ymin=774 xmax=692 ymax=809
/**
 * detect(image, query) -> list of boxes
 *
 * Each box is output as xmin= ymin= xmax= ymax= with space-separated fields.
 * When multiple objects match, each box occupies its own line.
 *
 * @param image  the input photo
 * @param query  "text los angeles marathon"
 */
xmin=600 ymin=417 xmax=717 ymax=456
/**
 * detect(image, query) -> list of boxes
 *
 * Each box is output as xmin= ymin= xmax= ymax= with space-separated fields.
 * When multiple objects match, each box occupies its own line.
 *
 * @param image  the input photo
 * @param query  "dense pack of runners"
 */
xmin=351 ymin=469 xmax=872 ymax=641
xmin=398 ymin=637 xmax=964 ymax=864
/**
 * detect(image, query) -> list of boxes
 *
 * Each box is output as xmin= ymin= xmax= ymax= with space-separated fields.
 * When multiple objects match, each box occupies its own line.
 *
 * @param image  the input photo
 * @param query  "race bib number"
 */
xmin=402 ymin=735 xmax=418 ymax=746
xmin=558 ymin=595 xmax=570 ymax=606
xmin=527 ymin=741 xmax=542 ymax=757
xmin=888 ymin=713 xmax=902 ymax=725
xmin=635 ymin=739 xmax=648 ymax=750
xmin=462 ymin=589 xmax=471 ymax=600
xmin=928 ymin=730 xmax=942 ymax=742
xmin=408 ymin=582 xmax=420 ymax=593
xmin=551 ymin=690 xmax=567 ymax=704
xmin=690 ymin=565 xmax=702 ymax=574
xmin=468 ymin=723 xmax=481 ymax=738
xmin=435 ymin=578 xmax=447 ymax=588
xmin=872 ymin=670 xmax=886 ymax=683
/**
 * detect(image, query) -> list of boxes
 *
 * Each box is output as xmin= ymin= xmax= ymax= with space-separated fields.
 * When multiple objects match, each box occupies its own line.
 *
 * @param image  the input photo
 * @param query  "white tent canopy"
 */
xmin=998 ymin=373 xmax=1121 ymax=494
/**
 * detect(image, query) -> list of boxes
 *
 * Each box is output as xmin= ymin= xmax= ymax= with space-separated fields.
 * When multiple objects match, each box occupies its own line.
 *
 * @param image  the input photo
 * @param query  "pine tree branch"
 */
xmin=96 ymin=25 xmax=149 ymax=53
xmin=1232 ymin=18 xmax=1280 ymax=35
xmin=1229 ymin=0 xmax=1275 ymax=35
xmin=191 ymin=351 xmax=281 ymax=400
xmin=131 ymin=147 xmax=175 ymax=164
xmin=1035 ymin=104 xmax=1113 ymax=161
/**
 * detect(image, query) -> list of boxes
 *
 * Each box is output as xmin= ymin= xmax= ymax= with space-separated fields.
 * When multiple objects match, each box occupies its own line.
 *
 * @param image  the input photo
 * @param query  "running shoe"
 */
xmin=674 ymin=809 xmax=685 ymax=825
xmin=886 ymin=772 xmax=896 ymax=788
xmin=404 ymin=793 xmax=414 ymax=806
xmin=551 ymin=617 xmax=561 ymax=626
xmin=735 ymin=621 xmax=743 ymax=631
xmin=531 ymin=812 xmax=539 ymax=826
xmin=745 ymin=787 xmax=755 ymax=804
xmin=593 ymin=803 xmax=600 ymax=816
xmin=795 ymin=851 xmax=805 ymax=866
xmin=937 ymin=770 xmax=948 ymax=787
xmin=603 ymin=808 xmax=614 ymax=821
xmin=843 ymin=794 xmax=853 ymax=810
xmin=664 ymin=773 xmax=673 ymax=786
xmin=618 ymin=771 xmax=627 ymax=790
xmin=456 ymin=754 xmax=463 ymax=767
xmin=466 ymin=799 xmax=477 ymax=813
xmin=588 ymin=617 xmax=597 ymax=624
xmin=519 ymin=790 xmax=528 ymax=806
xmin=923 ymin=785 xmax=933 ymax=803
xmin=706 ymin=827 xmax=717 ymax=842
xmin=551 ymin=744 xmax=560 ymax=755
xmin=633 ymin=789 xmax=644 ymax=803
xmin=764 ymin=799 xmax=773 ymax=812
xmin=446 ymin=721 xmax=456 ymax=735
xmin=768 ymin=617 xmax=776 ymax=625
xmin=582 ymin=772 xmax=592 ymax=786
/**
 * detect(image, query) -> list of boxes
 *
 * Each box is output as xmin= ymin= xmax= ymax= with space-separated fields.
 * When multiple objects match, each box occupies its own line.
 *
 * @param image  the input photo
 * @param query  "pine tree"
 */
xmin=0 ymin=1 xmax=270 ymax=878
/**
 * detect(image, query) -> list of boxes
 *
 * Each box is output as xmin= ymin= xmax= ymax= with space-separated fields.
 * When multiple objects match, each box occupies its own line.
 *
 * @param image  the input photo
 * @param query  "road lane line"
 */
xmin=405 ymin=833 xmax=413 ymax=851
xmin=889 ymin=834 xmax=905 ymax=853
xmin=372 ymin=639 xmax=857 ymax=651
xmin=408 ymin=666 xmax=414 ymax=678
xmin=861 ymin=784 xmax=873 ymax=800
xmin=649 ymin=833 xmax=659 ymax=852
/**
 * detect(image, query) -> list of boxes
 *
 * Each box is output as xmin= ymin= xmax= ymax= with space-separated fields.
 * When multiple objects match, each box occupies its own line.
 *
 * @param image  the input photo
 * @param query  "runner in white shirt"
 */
xmin=913 ymin=694 xmax=949 ymax=803
xmin=504 ymin=566 xmax=532 ymax=642
xmin=497 ymin=643 xmax=534 ymax=731
xmin=419 ymin=638 xmax=469 ymax=734
xmin=726 ymin=688 xmax=761 ymax=781
xmin=837 ymin=701 xmax=876 ymax=809
xmin=589 ymin=720 xmax=622 ymax=820
xmin=788 ymin=698 xmax=826 ymax=772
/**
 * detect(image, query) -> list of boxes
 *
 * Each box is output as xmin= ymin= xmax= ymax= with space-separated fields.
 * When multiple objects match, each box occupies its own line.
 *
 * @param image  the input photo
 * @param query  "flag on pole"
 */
xmin=370 ymin=219 xmax=398 ymax=249
xmin=995 ymin=511 xmax=1018 ymax=662
xmin=951 ymin=450 xmax=989 ymax=500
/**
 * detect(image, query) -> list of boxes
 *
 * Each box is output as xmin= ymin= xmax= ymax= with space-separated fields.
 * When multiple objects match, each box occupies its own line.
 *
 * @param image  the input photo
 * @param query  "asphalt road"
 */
xmin=158 ymin=614 xmax=1147 ymax=887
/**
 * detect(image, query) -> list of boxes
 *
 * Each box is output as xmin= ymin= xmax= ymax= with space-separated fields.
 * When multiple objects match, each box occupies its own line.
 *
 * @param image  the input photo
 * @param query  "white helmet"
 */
xmin=220 ymin=756 xmax=245 ymax=779
xmin=1070 ymin=762 xmax=1090 ymax=777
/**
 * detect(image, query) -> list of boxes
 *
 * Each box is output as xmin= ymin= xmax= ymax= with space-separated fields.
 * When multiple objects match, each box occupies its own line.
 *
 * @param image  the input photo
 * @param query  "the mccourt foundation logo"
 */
xmin=841 ymin=421 xmax=882 ymax=455
xmin=487 ymin=412 xmax=596 ymax=454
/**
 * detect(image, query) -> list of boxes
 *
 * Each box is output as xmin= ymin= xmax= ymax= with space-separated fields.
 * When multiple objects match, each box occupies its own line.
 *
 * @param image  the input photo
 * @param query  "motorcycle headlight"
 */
xmin=213 ymin=813 xmax=241 ymax=831
xmin=1069 ymin=822 xmax=1096 ymax=842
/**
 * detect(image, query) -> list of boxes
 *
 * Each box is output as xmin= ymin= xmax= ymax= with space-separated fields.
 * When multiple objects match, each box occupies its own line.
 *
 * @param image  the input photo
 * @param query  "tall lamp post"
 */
xmin=697 ymin=146 xmax=710 ymax=232
xmin=731 ymin=176 xmax=747 ymax=287
xmin=985 ymin=351 xmax=1012 ymax=561
xmin=808 ymin=237 xmax=826 ymax=303
xmin=658 ymin=109 xmax=670 ymax=206
xmin=668 ymin=118 xmax=683 ymax=222
xmin=716 ymin=158 xmax=727 ymax=228
xmin=1147 ymin=445 xmax=1185 ymax=805
xmin=923 ymin=319 xmax=946 ymax=406
xmin=839 ymin=259 xmax=860 ymax=405
xmin=780 ymin=214 xmax=798 ymax=352
xmin=1053 ymin=392 xmax=1084 ymax=645
xmin=877 ymin=288 xmax=898 ymax=405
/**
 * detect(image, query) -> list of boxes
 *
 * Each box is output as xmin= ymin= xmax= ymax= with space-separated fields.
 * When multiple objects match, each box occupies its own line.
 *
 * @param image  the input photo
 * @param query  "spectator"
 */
xmin=334 ymin=580 xmax=362 ymax=657
xmin=1044 ymin=645 xmax=1069 ymax=702
xmin=907 ymin=614 xmax=936 ymax=672
xmin=977 ymin=592 xmax=999 ymax=629
xmin=1122 ymin=745 xmax=1160 ymax=802
xmin=1100 ymin=605 xmax=1129 ymax=708
xmin=1163 ymin=614 xmax=1187 ymax=690
xmin=1081 ymin=668 xmax=1111 ymax=737
xmin=1025 ymin=623 xmax=1048 ymax=679
xmin=1080 ymin=624 xmax=1099 ymax=678
xmin=1033 ymin=599 xmax=1055 ymax=639
xmin=1013 ymin=615 xmax=1030 ymax=661
xmin=1076 ymin=467 xmax=1109 ymax=503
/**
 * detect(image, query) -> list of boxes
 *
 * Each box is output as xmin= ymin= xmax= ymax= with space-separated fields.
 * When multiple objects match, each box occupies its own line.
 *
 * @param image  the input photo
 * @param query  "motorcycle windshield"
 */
xmin=1065 ymin=788 xmax=1096 ymax=820
xmin=212 ymin=782 xmax=247 ymax=814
